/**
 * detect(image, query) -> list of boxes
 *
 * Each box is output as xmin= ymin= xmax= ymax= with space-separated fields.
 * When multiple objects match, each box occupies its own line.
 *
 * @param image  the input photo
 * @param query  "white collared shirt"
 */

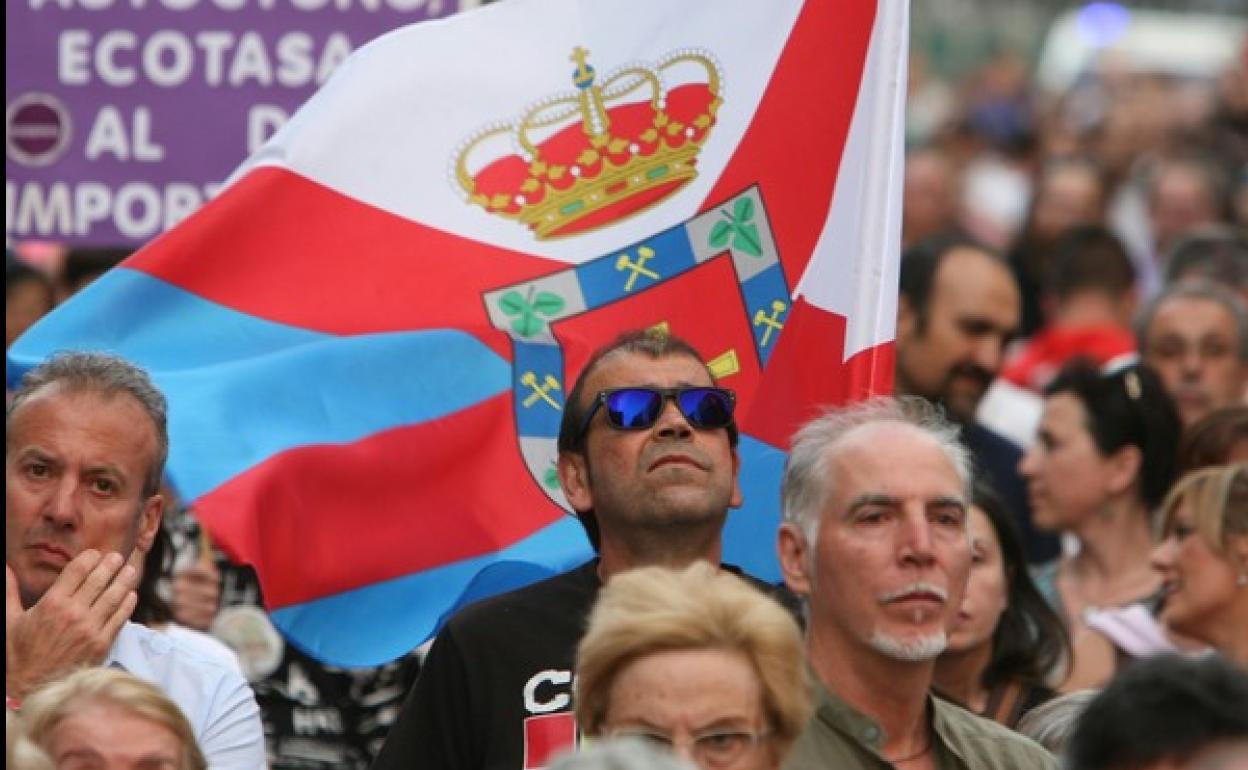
xmin=106 ymin=622 xmax=267 ymax=770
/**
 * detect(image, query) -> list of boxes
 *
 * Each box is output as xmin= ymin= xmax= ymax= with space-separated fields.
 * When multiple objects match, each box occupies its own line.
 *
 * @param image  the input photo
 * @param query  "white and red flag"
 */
xmin=10 ymin=0 xmax=908 ymax=665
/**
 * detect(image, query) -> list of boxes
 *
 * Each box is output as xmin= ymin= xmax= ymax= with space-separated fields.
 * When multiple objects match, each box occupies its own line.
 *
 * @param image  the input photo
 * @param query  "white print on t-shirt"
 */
xmin=524 ymin=669 xmax=572 ymax=714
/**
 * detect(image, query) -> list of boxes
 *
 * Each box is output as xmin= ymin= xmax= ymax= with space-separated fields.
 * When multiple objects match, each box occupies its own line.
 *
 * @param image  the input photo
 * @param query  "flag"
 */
xmin=8 ymin=0 xmax=907 ymax=667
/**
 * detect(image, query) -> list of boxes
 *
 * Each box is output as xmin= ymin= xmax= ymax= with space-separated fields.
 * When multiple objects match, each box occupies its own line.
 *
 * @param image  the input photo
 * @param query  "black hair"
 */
xmin=1047 ymin=225 xmax=1135 ymax=302
xmin=6 ymin=255 xmax=54 ymax=298
xmin=1066 ymin=654 xmax=1248 ymax=770
xmin=556 ymin=329 xmax=738 ymax=551
xmin=1045 ymin=360 xmax=1181 ymax=509
xmin=63 ymin=246 xmax=132 ymax=293
xmin=972 ymin=482 xmax=1070 ymax=690
xmin=898 ymin=230 xmax=996 ymax=332
xmin=898 ymin=230 xmax=1003 ymax=334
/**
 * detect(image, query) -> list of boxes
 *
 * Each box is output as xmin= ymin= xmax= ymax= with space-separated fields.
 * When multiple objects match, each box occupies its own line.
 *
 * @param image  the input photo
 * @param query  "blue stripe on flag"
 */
xmin=270 ymin=435 xmax=787 ymax=666
xmin=270 ymin=515 xmax=594 ymax=666
xmin=8 ymin=268 xmax=328 ymax=378
xmin=7 ymin=268 xmax=511 ymax=501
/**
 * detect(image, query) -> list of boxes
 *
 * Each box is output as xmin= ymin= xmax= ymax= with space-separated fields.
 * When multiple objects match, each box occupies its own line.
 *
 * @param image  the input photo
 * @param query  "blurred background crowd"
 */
xmin=6 ymin=1 xmax=1248 ymax=769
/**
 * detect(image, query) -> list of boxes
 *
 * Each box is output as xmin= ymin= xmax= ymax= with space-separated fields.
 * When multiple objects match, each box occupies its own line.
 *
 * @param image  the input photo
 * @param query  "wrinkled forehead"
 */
xmin=827 ymin=421 xmax=966 ymax=498
xmin=7 ymin=382 xmax=158 ymax=456
xmin=581 ymin=350 xmax=714 ymax=394
xmin=1150 ymin=297 xmax=1239 ymax=338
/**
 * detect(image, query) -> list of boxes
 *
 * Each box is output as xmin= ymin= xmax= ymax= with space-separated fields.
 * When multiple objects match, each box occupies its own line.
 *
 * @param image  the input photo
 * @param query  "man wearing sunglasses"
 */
xmin=375 ymin=329 xmax=783 ymax=770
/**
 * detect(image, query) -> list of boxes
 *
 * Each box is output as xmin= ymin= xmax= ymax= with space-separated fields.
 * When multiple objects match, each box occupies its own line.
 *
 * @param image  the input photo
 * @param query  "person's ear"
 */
xmin=135 ymin=493 xmax=165 ymax=553
xmin=557 ymin=452 xmax=593 ymax=513
xmin=778 ymin=523 xmax=814 ymax=597
xmin=1105 ymin=444 xmax=1142 ymax=498
xmin=729 ymin=448 xmax=743 ymax=509
xmin=896 ymin=294 xmax=917 ymax=345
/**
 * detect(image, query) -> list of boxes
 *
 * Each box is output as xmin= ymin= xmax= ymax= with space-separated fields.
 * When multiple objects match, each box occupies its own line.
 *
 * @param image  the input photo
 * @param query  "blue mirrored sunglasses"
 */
xmin=577 ymin=387 xmax=736 ymax=440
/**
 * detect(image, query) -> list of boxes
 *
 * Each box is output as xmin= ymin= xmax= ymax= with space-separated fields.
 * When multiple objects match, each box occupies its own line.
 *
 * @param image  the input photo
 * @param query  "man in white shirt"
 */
xmin=6 ymin=351 xmax=265 ymax=769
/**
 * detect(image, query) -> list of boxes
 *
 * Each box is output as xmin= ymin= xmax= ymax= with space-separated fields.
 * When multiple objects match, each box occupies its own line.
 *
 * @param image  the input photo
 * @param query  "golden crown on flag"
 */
xmin=452 ymin=47 xmax=723 ymax=240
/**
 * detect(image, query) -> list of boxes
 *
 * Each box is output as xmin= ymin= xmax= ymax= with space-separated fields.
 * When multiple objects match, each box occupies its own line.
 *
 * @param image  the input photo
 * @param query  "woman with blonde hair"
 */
xmin=20 ymin=667 xmax=207 ymax=770
xmin=1151 ymin=463 xmax=1248 ymax=665
xmin=574 ymin=562 xmax=810 ymax=770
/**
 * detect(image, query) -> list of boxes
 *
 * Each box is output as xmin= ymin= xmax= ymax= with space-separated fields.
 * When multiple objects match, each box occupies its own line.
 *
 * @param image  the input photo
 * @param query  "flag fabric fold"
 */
xmin=8 ymin=0 xmax=906 ymax=666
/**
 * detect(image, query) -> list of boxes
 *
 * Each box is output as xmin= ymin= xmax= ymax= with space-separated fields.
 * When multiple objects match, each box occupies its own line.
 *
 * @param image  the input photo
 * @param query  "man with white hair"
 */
xmin=777 ymin=397 xmax=1054 ymax=770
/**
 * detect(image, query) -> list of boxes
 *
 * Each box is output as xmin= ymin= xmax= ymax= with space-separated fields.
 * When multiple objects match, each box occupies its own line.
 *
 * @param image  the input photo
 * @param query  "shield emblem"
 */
xmin=483 ymin=184 xmax=792 ymax=508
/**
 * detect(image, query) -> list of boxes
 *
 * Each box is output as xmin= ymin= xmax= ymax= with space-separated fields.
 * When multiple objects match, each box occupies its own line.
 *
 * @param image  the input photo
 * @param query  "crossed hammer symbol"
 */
xmin=521 ymin=371 xmax=562 ymax=410
xmin=615 ymin=246 xmax=659 ymax=292
xmin=753 ymin=300 xmax=788 ymax=347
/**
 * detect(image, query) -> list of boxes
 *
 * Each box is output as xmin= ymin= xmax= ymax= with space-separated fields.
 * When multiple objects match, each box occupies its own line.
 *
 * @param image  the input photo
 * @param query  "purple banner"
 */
xmin=5 ymin=0 xmax=461 ymax=246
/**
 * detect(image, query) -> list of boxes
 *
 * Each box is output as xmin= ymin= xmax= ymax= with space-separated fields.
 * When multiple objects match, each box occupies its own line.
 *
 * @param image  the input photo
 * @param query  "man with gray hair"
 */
xmin=6 ymin=351 xmax=265 ymax=769
xmin=1136 ymin=280 xmax=1248 ymax=427
xmin=777 ymin=397 xmax=1054 ymax=770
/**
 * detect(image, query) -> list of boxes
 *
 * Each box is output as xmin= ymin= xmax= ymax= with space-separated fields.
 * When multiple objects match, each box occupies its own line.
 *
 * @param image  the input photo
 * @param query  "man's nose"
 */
xmin=1018 ymin=444 xmax=1039 ymax=478
xmin=654 ymin=396 xmax=693 ymax=438
xmin=1178 ymin=347 xmax=1205 ymax=377
xmin=898 ymin=510 xmax=937 ymax=565
xmin=1150 ymin=536 xmax=1176 ymax=571
xmin=43 ymin=477 xmax=82 ymax=528
xmin=972 ymin=336 xmax=1005 ymax=376
xmin=670 ymin=743 xmax=698 ymax=765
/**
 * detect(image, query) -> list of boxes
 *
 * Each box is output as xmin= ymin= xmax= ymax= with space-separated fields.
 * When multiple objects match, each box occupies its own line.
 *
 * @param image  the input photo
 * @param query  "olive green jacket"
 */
xmin=783 ymin=679 xmax=1058 ymax=770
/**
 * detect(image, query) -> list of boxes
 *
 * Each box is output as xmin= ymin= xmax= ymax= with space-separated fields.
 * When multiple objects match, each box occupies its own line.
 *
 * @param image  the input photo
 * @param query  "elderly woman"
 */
xmin=20 ymin=667 xmax=207 ymax=770
xmin=1018 ymin=361 xmax=1181 ymax=690
xmin=933 ymin=484 xmax=1070 ymax=727
xmin=574 ymin=562 xmax=810 ymax=770
xmin=1151 ymin=463 xmax=1248 ymax=666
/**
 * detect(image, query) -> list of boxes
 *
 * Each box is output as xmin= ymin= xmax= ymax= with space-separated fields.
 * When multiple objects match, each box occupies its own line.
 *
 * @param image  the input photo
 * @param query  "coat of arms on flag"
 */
xmin=8 ymin=0 xmax=907 ymax=666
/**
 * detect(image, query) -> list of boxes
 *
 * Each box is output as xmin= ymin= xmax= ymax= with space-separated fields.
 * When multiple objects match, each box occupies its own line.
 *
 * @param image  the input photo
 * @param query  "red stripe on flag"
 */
xmin=741 ymin=297 xmax=894 ymax=449
xmin=194 ymin=392 xmax=564 ymax=609
xmin=126 ymin=167 xmax=557 ymax=343
xmin=703 ymin=0 xmax=876 ymax=282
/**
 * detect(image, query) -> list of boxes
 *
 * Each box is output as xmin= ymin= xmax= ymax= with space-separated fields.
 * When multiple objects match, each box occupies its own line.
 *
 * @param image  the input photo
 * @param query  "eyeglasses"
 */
xmin=605 ymin=727 xmax=770 ymax=768
xmin=577 ymin=387 xmax=736 ymax=440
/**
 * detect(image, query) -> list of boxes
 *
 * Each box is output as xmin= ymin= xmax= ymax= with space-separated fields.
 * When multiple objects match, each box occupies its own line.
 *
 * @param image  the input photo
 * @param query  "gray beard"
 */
xmin=869 ymin=630 xmax=948 ymax=662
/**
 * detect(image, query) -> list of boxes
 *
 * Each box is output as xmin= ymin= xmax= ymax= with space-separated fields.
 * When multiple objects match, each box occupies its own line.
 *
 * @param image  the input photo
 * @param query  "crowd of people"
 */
xmin=7 ymin=9 xmax=1248 ymax=770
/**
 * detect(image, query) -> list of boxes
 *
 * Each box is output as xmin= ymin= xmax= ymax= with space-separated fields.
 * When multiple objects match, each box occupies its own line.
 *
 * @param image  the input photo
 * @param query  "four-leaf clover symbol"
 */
xmin=499 ymin=286 xmax=566 ymax=338
xmin=543 ymin=466 xmax=560 ymax=490
xmin=708 ymin=196 xmax=763 ymax=257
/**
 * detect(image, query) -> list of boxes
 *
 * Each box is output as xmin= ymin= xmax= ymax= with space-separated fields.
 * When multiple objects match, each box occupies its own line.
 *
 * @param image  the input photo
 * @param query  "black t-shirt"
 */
xmin=371 ymin=559 xmax=793 ymax=770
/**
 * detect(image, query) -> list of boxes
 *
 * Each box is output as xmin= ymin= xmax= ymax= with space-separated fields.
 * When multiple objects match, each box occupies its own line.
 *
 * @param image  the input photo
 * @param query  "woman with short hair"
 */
xmin=21 ymin=667 xmax=207 ymax=770
xmin=574 ymin=562 xmax=810 ymax=770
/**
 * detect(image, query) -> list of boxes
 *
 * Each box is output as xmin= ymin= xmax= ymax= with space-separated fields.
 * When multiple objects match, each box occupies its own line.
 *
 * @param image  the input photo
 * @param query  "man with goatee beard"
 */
xmin=777 ymin=398 xmax=1055 ymax=770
